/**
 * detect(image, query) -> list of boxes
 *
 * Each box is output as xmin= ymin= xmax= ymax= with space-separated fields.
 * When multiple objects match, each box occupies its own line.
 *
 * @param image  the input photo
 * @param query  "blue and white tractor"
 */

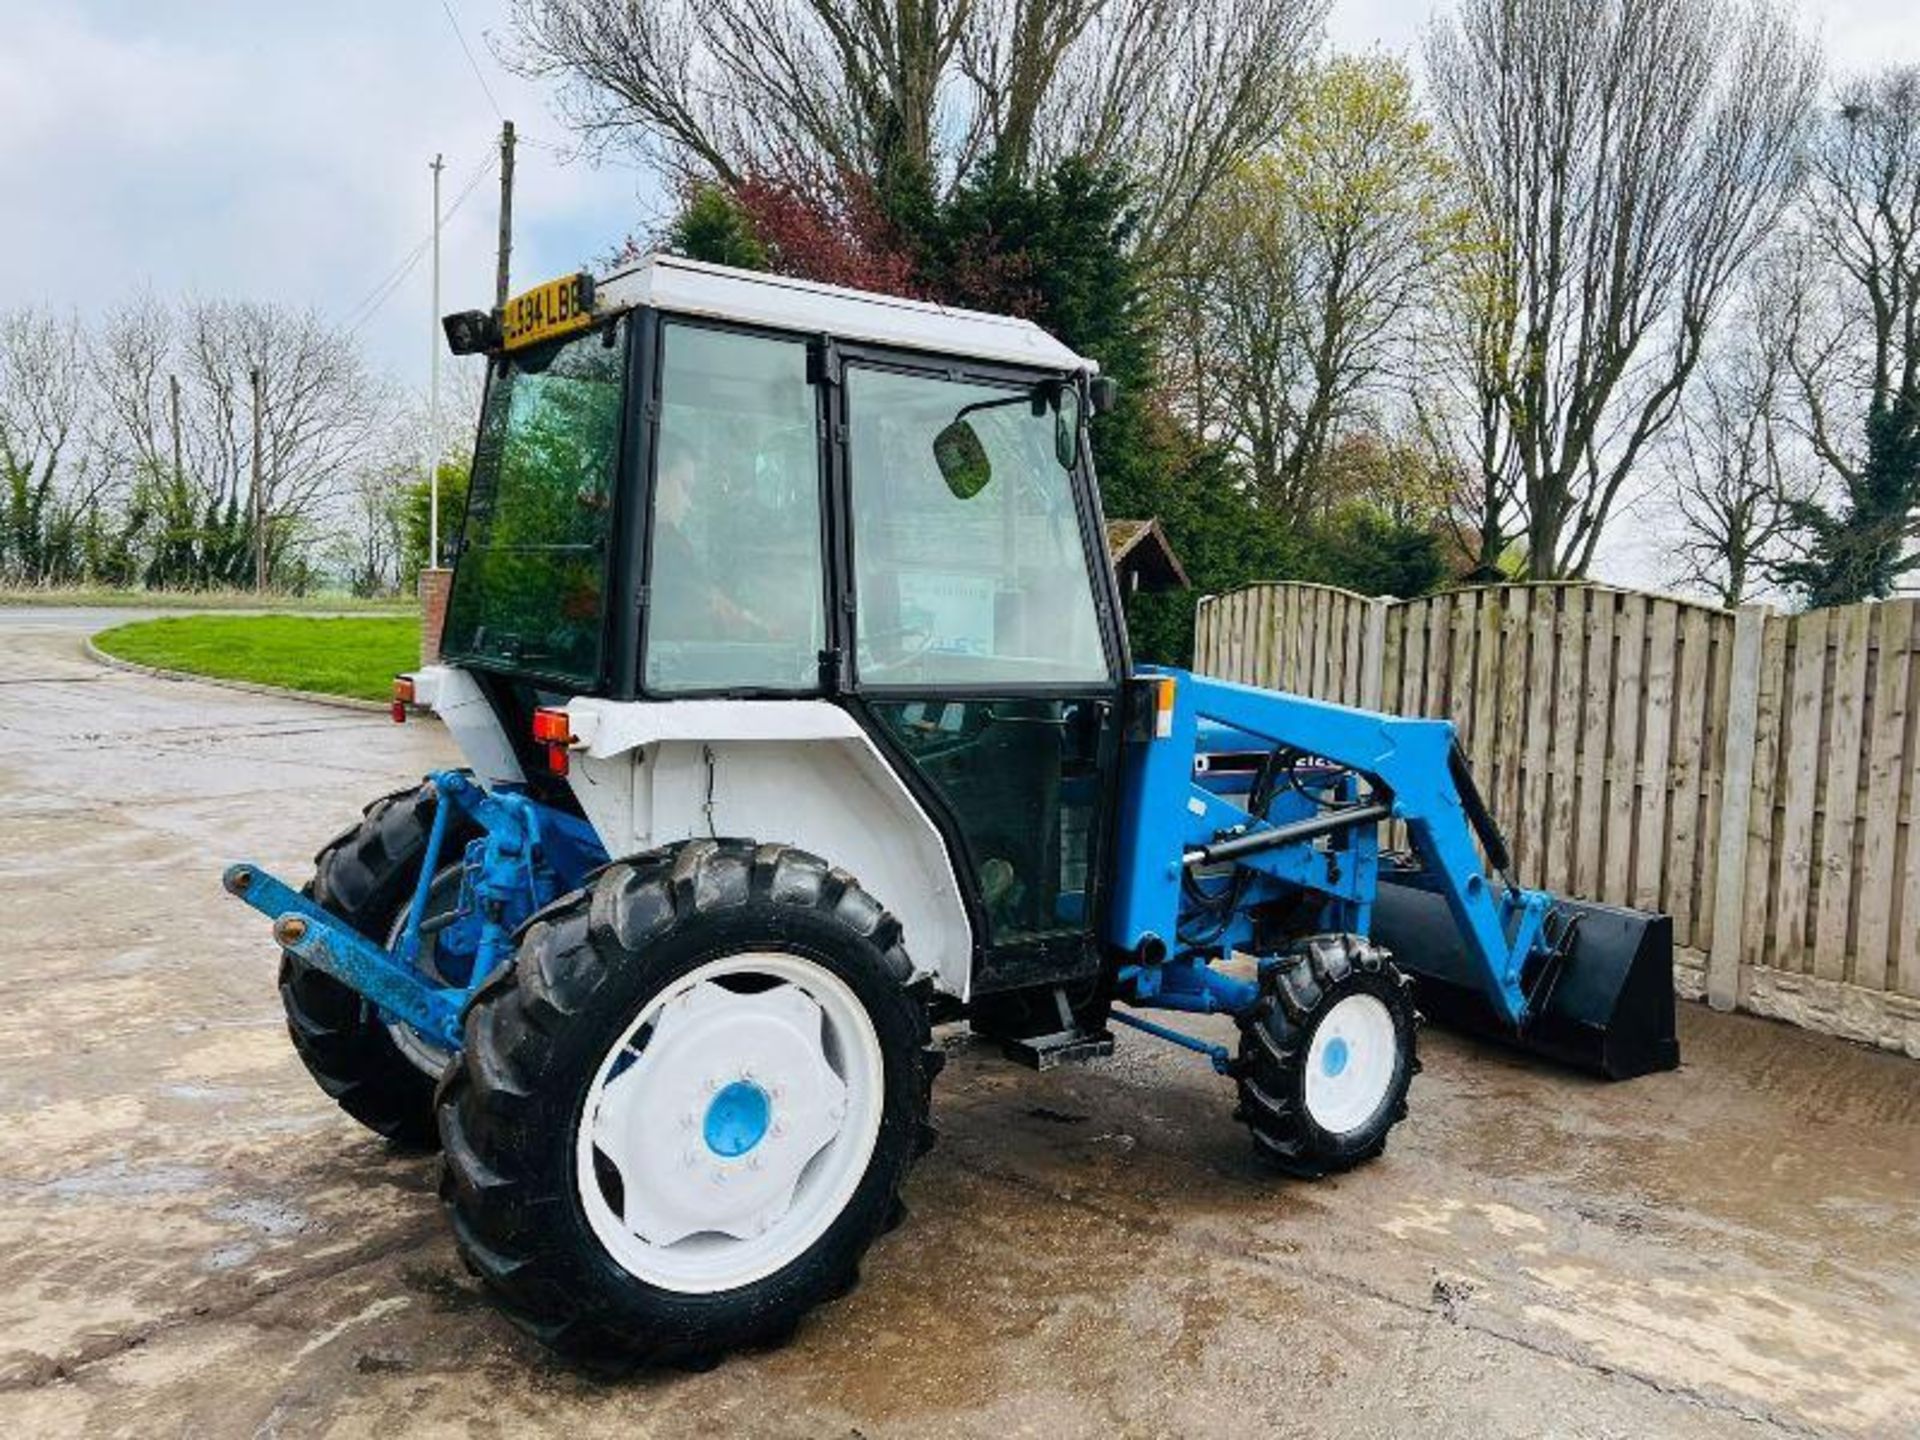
xmin=225 ymin=257 xmax=1676 ymax=1366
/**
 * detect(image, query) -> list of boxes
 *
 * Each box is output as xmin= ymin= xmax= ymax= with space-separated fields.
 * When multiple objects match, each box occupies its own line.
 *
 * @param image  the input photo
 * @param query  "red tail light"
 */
xmin=533 ymin=707 xmax=573 ymax=775
xmin=391 ymin=675 xmax=415 ymax=724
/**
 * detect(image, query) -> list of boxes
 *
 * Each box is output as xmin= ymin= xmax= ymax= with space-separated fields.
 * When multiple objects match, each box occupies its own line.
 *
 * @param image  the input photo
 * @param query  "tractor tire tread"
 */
xmin=1234 ymin=933 xmax=1417 ymax=1178
xmin=439 ymin=837 xmax=937 ymax=1366
xmin=277 ymin=777 xmax=477 ymax=1150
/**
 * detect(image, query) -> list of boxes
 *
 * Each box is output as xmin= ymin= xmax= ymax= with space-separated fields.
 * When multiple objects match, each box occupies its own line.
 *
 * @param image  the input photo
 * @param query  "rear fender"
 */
xmin=552 ymin=698 xmax=974 ymax=1001
xmin=408 ymin=666 xmax=524 ymax=787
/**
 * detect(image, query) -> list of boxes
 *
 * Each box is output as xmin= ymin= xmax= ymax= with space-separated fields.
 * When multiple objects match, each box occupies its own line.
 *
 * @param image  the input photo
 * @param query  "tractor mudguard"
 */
xmin=1370 ymin=870 xmax=1678 ymax=1080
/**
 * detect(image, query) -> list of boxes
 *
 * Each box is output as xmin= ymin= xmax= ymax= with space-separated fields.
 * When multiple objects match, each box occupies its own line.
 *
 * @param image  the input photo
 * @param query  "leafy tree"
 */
xmin=1299 ymin=503 xmax=1445 ymax=597
xmin=402 ymin=459 xmax=472 ymax=579
xmin=667 ymin=184 xmax=769 ymax=271
xmin=1170 ymin=56 xmax=1461 ymax=514
xmin=1775 ymin=69 xmax=1920 ymax=605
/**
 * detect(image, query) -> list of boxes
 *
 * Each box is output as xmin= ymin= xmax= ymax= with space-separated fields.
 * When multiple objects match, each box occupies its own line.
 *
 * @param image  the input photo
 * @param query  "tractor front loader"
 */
xmin=224 ymin=256 xmax=1675 ymax=1367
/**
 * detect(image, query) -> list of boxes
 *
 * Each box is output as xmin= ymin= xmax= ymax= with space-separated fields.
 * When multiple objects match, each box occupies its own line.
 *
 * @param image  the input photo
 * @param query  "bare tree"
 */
xmin=500 ymin=0 xmax=1318 ymax=258
xmin=0 ymin=309 xmax=115 ymax=584
xmin=1426 ymin=0 xmax=1819 ymax=578
xmin=1667 ymin=273 xmax=1818 ymax=603
xmin=1773 ymin=67 xmax=1920 ymax=604
xmin=1027 ymin=0 xmax=1321 ymax=261
xmin=1173 ymin=56 xmax=1459 ymax=515
xmin=89 ymin=297 xmax=392 ymax=589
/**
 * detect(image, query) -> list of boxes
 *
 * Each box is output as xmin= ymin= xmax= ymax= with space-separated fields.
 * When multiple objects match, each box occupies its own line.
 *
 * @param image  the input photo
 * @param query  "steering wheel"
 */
xmin=860 ymin=623 xmax=938 ymax=679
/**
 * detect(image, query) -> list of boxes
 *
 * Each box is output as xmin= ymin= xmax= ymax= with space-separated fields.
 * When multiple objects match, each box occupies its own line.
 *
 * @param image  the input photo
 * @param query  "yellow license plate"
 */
xmin=500 ymin=272 xmax=596 ymax=351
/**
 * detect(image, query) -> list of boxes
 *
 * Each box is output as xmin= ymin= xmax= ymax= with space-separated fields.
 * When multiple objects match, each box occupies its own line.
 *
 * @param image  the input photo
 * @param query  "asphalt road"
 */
xmin=3 ymin=610 xmax=1918 ymax=1438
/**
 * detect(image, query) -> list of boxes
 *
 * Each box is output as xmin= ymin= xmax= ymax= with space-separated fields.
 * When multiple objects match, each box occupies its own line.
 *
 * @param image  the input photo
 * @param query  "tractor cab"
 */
xmin=434 ymin=256 xmax=1131 ymax=1005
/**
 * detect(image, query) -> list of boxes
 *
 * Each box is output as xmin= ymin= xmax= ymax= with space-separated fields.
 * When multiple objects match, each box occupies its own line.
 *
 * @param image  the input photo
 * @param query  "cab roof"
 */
xmin=594 ymin=253 xmax=1095 ymax=375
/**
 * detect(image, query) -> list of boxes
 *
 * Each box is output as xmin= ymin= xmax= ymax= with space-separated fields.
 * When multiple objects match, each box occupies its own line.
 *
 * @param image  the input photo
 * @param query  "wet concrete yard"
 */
xmin=2 ymin=610 xmax=1918 ymax=1437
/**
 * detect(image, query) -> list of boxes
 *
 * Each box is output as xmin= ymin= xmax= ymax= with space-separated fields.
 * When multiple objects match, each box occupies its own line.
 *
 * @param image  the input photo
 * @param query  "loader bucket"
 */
xmin=1370 ymin=873 xmax=1679 ymax=1080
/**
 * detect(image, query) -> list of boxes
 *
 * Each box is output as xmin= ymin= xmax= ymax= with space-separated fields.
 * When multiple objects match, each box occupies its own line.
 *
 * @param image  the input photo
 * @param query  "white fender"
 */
xmin=561 ymin=698 xmax=974 ymax=1000
xmin=410 ymin=666 xmax=524 ymax=786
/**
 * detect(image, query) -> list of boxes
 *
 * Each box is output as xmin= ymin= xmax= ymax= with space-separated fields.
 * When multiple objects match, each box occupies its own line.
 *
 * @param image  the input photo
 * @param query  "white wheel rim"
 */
xmin=574 ymin=952 xmax=884 ymax=1294
xmin=383 ymin=870 xmax=462 ymax=1077
xmin=1303 ymin=993 xmax=1398 ymax=1136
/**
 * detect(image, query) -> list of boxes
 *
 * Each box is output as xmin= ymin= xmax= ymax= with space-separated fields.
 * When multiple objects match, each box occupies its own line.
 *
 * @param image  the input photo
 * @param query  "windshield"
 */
xmin=441 ymin=319 xmax=626 ymax=685
xmin=846 ymin=367 xmax=1108 ymax=687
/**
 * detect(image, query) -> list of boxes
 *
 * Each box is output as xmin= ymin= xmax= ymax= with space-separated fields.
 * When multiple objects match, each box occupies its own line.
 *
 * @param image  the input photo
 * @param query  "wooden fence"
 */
xmin=1193 ymin=582 xmax=1920 ymax=1055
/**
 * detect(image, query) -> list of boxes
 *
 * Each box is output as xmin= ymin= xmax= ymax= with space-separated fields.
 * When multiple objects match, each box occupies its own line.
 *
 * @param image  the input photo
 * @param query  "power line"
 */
xmin=437 ymin=7 xmax=591 ymax=167
xmin=441 ymin=1 xmax=504 ymax=121
xmin=344 ymin=151 xmax=496 ymax=337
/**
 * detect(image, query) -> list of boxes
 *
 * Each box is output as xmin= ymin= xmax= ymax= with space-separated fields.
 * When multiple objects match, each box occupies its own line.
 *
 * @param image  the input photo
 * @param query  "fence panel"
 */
xmin=1192 ymin=581 xmax=1920 ymax=1053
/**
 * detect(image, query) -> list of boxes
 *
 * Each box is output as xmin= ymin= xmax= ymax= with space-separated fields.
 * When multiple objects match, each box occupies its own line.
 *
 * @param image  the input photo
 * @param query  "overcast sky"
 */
xmin=3 ymin=0 xmax=1916 ymax=585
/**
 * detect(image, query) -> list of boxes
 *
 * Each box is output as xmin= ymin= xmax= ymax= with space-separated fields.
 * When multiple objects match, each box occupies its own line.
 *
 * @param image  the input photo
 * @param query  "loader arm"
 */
xmin=1107 ymin=668 xmax=1551 ymax=1030
xmin=1102 ymin=667 xmax=1680 ymax=1083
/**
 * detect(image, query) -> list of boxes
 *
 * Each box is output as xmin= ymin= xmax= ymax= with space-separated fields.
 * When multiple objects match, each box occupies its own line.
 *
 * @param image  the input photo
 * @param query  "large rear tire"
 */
xmin=278 ymin=780 xmax=473 ymax=1149
xmin=438 ymin=839 xmax=940 ymax=1366
xmin=1234 ymin=934 xmax=1419 ymax=1176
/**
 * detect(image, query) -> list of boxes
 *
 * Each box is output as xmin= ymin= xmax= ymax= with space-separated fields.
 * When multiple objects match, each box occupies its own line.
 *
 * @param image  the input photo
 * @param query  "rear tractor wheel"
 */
xmin=437 ymin=839 xmax=940 ymax=1366
xmin=278 ymin=780 xmax=475 ymax=1148
xmin=1234 ymin=934 xmax=1419 ymax=1176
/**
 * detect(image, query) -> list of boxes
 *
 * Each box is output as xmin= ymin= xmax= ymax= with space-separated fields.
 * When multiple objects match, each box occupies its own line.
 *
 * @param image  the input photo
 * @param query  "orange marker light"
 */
xmin=1153 ymin=676 xmax=1177 ymax=739
xmin=391 ymin=675 xmax=415 ymax=725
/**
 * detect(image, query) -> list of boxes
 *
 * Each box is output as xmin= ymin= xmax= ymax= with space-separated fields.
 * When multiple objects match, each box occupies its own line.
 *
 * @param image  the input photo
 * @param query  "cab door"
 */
xmin=833 ymin=357 xmax=1127 ymax=996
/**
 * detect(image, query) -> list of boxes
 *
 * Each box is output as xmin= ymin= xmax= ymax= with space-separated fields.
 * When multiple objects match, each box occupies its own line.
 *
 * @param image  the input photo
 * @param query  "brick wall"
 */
xmin=419 ymin=567 xmax=452 ymax=666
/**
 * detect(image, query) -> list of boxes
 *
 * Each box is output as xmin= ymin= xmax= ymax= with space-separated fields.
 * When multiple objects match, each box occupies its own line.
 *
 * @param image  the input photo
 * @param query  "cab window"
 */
xmin=846 ymin=366 xmax=1108 ymax=688
xmin=442 ymin=320 xmax=625 ymax=686
xmin=644 ymin=325 xmax=825 ymax=694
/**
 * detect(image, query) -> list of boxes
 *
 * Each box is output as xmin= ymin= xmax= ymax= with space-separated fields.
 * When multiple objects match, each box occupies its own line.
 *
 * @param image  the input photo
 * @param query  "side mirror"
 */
xmin=1054 ymin=386 xmax=1082 ymax=469
xmin=932 ymin=419 xmax=993 ymax=499
xmin=443 ymin=310 xmax=502 ymax=356
xmin=1089 ymin=375 xmax=1120 ymax=415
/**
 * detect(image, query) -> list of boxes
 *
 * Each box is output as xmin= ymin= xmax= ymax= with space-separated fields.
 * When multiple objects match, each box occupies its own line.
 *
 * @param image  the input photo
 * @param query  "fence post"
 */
xmin=1360 ymin=595 xmax=1393 ymax=712
xmin=1707 ymin=604 xmax=1767 ymax=1012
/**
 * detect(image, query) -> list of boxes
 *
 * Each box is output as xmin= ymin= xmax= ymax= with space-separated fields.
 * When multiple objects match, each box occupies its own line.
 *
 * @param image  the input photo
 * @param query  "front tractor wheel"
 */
xmin=437 ymin=839 xmax=939 ymax=1367
xmin=1234 ymin=934 xmax=1419 ymax=1176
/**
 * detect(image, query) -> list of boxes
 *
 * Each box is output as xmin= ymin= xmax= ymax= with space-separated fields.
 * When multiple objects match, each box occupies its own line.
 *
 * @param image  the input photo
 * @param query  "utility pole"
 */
xmin=167 ymin=374 xmax=183 ymax=492
xmin=249 ymin=365 xmax=267 ymax=592
xmin=428 ymin=152 xmax=445 ymax=571
xmin=496 ymin=119 xmax=515 ymax=310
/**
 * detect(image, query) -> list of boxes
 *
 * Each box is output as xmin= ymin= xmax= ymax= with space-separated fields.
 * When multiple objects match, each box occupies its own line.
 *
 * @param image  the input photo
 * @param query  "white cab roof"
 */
xmin=594 ymin=253 xmax=1094 ymax=374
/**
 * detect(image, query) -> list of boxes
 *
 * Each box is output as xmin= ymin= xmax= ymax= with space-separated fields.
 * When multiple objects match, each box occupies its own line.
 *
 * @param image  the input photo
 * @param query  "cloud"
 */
xmin=0 ymin=0 xmax=655 ymax=383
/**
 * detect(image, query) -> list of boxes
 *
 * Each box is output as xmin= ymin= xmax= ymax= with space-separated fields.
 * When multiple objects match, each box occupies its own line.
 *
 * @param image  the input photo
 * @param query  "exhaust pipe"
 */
xmin=1371 ymin=870 xmax=1679 ymax=1080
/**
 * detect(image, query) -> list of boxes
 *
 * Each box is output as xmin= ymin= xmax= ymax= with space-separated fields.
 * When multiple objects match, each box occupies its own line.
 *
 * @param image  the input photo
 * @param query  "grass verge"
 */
xmin=0 ymin=585 xmax=409 ymax=612
xmin=93 ymin=614 xmax=421 ymax=702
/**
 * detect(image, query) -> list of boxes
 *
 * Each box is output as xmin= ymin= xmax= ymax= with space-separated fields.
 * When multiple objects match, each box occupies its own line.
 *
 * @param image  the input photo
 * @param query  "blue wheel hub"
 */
xmin=1321 ymin=1036 xmax=1351 ymax=1078
xmin=703 ymin=1080 xmax=772 ymax=1158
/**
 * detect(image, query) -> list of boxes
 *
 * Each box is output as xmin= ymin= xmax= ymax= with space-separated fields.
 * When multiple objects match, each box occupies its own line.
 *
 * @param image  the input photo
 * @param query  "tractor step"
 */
xmin=1000 ymin=1026 xmax=1116 ymax=1070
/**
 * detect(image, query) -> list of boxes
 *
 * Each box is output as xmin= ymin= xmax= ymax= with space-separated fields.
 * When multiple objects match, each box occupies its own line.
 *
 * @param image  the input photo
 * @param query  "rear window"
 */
xmin=442 ymin=320 xmax=626 ymax=686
